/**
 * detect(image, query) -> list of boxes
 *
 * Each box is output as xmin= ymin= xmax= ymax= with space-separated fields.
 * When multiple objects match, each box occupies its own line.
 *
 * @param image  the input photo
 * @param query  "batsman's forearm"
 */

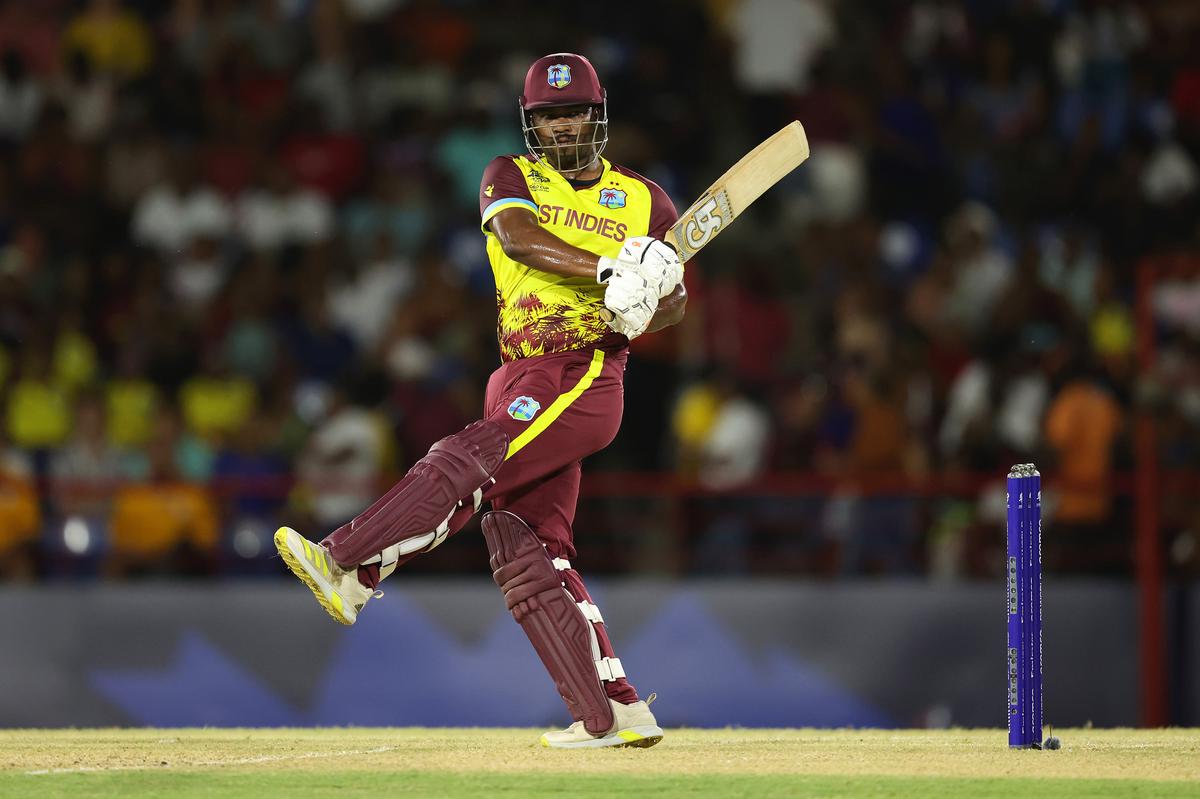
xmin=498 ymin=224 xmax=600 ymax=279
xmin=647 ymin=283 xmax=687 ymax=333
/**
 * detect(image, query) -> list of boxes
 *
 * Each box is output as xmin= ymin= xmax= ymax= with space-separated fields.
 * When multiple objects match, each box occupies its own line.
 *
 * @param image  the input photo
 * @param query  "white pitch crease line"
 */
xmin=25 ymin=744 xmax=400 ymax=776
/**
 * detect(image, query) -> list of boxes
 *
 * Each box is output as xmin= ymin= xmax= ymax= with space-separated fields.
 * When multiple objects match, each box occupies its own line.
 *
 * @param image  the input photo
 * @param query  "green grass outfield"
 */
xmin=2 ymin=728 xmax=1198 ymax=798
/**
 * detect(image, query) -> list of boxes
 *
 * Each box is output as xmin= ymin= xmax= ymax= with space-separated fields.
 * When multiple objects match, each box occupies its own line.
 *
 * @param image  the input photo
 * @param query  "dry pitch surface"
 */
xmin=2 ymin=728 xmax=1198 ymax=798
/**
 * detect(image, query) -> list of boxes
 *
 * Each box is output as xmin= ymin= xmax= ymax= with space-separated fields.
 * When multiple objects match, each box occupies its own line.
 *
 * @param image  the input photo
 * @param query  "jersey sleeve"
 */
xmin=645 ymin=179 xmax=677 ymax=242
xmin=480 ymin=156 xmax=538 ymax=232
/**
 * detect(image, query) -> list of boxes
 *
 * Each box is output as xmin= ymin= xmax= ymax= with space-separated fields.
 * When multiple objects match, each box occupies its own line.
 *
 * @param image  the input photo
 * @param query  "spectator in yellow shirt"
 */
xmin=179 ymin=350 xmax=257 ymax=446
xmin=62 ymin=0 xmax=152 ymax=82
xmin=106 ymin=342 xmax=159 ymax=448
xmin=6 ymin=341 xmax=71 ymax=449
xmin=52 ymin=308 xmax=99 ymax=392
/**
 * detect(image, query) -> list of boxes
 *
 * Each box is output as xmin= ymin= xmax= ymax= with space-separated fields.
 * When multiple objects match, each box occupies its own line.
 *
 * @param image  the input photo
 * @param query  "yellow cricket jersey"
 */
xmin=479 ymin=154 xmax=676 ymax=362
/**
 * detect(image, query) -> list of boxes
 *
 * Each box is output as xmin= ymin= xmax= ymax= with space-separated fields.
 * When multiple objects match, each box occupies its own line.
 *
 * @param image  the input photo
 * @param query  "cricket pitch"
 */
xmin=2 ymin=728 xmax=1198 ymax=798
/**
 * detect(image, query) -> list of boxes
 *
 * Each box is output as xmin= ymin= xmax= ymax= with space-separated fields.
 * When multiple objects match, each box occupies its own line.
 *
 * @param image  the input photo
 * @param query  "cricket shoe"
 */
xmin=274 ymin=527 xmax=381 ymax=625
xmin=540 ymin=694 xmax=663 ymax=749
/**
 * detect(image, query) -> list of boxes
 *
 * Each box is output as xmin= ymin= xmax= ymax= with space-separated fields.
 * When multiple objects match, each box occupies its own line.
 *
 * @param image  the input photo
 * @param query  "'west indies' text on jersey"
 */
xmin=479 ymin=154 xmax=676 ymax=362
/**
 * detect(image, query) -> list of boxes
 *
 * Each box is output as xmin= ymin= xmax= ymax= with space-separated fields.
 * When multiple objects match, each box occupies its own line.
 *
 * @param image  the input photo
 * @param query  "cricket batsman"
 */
xmin=275 ymin=53 xmax=686 ymax=749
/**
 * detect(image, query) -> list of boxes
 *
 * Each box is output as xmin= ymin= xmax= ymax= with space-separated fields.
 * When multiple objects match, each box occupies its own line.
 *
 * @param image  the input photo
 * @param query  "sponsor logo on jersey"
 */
xmin=547 ymin=64 xmax=572 ymax=89
xmin=507 ymin=396 xmax=541 ymax=421
xmin=485 ymin=184 xmax=494 ymax=197
xmin=598 ymin=186 xmax=627 ymax=209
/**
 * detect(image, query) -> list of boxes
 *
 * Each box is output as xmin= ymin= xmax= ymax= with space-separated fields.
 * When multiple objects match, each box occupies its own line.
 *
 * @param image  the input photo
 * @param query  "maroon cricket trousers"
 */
xmin=341 ymin=344 xmax=640 ymax=705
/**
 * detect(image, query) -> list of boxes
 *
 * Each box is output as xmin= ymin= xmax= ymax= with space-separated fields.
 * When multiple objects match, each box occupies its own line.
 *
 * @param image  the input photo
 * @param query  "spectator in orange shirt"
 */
xmin=107 ymin=409 xmax=218 ymax=577
xmin=0 ymin=437 xmax=39 ymax=580
xmin=837 ymin=364 xmax=925 ymax=575
xmin=1043 ymin=362 xmax=1125 ymax=573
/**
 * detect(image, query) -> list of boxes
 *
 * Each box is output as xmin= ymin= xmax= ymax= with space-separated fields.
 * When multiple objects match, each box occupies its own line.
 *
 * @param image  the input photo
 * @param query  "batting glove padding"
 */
xmin=602 ymin=269 xmax=659 ymax=340
xmin=616 ymin=236 xmax=683 ymax=299
xmin=596 ymin=255 xmax=619 ymax=284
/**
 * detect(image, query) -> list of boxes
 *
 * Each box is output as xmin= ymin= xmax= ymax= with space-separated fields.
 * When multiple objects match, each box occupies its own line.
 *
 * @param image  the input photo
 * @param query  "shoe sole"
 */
xmin=540 ymin=725 xmax=664 ymax=749
xmin=274 ymin=528 xmax=354 ymax=626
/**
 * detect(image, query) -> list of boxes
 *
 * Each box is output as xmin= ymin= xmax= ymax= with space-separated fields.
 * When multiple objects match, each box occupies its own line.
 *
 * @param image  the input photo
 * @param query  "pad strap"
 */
xmin=594 ymin=657 xmax=624 ymax=681
xmin=577 ymin=601 xmax=604 ymax=624
xmin=554 ymin=560 xmax=616 ymax=673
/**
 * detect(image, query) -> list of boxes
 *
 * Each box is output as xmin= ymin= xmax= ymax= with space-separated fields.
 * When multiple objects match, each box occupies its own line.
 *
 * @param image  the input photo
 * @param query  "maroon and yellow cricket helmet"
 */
xmin=520 ymin=52 xmax=606 ymax=110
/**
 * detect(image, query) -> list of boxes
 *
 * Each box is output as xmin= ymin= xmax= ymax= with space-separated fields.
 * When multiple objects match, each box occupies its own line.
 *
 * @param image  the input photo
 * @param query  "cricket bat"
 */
xmin=602 ymin=120 xmax=809 ymax=321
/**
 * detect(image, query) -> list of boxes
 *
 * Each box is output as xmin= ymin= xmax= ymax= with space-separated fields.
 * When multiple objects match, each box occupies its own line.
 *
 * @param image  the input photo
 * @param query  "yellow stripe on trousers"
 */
xmin=506 ymin=349 xmax=606 ymax=460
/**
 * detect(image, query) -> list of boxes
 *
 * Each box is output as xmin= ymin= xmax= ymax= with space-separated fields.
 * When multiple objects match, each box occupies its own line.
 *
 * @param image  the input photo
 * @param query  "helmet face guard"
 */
xmin=519 ymin=99 xmax=608 ymax=177
xmin=519 ymin=53 xmax=608 ymax=176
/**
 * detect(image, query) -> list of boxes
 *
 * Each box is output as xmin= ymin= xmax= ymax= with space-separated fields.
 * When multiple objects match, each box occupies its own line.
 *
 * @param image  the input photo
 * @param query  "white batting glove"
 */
xmin=597 ymin=256 xmax=620 ymax=283
xmin=616 ymin=236 xmax=683 ymax=299
xmin=602 ymin=269 xmax=659 ymax=340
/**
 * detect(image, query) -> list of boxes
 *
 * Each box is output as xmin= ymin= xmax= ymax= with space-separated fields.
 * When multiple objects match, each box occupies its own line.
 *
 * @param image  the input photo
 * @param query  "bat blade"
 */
xmin=600 ymin=121 xmax=809 ymax=324
xmin=665 ymin=120 xmax=809 ymax=262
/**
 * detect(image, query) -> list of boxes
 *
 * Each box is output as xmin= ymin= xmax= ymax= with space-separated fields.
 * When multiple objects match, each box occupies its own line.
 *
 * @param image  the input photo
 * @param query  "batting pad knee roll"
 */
xmin=325 ymin=420 xmax=508 ymax=565
xmin=481 ymin=511 xmax=615 ymax=736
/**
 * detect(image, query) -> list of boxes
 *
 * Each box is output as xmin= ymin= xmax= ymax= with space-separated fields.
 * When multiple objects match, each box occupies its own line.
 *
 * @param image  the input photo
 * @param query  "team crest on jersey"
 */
xmin=598 ymin=186 xmax=627 ymax=209
xmin=547 ymin=64 xmax=572 ymax=89
xmin=507 ymin=396 xmax=541 ymax=422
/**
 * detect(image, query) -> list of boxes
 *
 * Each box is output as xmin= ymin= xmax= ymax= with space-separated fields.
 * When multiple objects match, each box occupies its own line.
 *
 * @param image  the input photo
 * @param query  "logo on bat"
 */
xmin=547 ymin=64 xmax=572 ymax=89
xmin=507 ymin=396 xmax=541 ymax=422
xmin=598 ymin=187 xmax=626 ymax=209
xmin=683 ymin=194 xmax=726 ymax=250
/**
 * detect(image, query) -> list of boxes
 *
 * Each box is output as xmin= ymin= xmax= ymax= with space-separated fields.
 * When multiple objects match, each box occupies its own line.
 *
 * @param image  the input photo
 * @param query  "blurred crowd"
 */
xmin=0 ymin=0 xmax=1199 ymax=581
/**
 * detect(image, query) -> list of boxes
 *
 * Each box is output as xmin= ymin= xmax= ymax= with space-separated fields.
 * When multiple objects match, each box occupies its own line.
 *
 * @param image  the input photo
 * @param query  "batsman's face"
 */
xmin=530 ymin=105 xmax=598 ymax=172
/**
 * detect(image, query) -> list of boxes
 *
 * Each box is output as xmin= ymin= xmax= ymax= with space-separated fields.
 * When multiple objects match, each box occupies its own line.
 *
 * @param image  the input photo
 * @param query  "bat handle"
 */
xmin=600 ymin=308 xmax=614 ymax=322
